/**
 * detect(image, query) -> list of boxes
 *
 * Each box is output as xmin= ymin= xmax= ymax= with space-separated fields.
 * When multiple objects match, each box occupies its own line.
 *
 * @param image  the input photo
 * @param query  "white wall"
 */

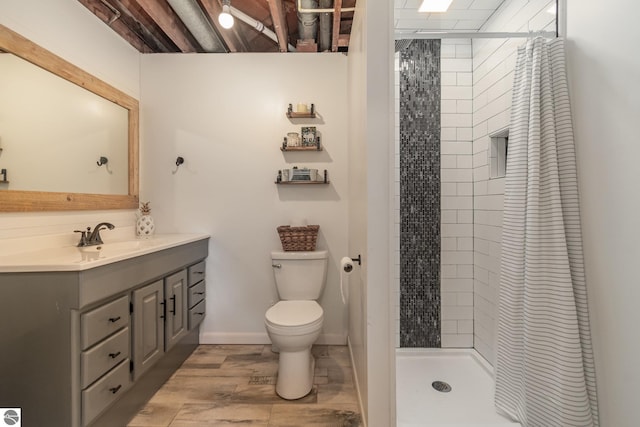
xmin=566 ymin=1 xmax=640 ymax=425
xmin=348 ymin=0 xmax=395 ymax=425
xmin=0 ymin=0 xmax=141 ymax=239
xmin=471 ymin=0 xmax=556 ymax=364
xmin=140 ymin=53 xmax=349 ymax=345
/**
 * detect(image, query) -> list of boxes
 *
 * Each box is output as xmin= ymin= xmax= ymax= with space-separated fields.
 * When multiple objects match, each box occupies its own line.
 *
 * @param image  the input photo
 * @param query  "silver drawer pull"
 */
xmin=194 ymin=271 xmax=204 ymax=275
xmin=272 ymin=264 xmax=282 ymax=269
xmin=108 ymin=351 xmax=121 ymax=359
xmin=108 ymin=316 xmax=121 ymax=323
xmin=195 ymin=312 xmax=205 ymax=316
xmin=195 ymin=292 xmax=205 ymax=295
xmin=109 ymin=384 xmax=122 ymax=394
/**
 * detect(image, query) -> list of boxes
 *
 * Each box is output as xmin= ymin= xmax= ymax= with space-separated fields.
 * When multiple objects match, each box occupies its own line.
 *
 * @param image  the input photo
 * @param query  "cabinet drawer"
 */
xmin=188 ymin=261 xmax=206 ymax=286
xmin=188 ymin=280 xmax=206 ymax=308
xmin=82 ymin=359 xmax=131 ymax=426
xmin=188 ymin=299 xmax=206 ymax=330
xmin=81 ymin=327 xmax=130 ymax=388
xmin=81 ymin=296 xmax=129 ymax=350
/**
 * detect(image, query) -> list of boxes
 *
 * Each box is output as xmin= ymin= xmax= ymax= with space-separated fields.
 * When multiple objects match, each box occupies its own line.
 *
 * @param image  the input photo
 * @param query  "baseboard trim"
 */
xmin=200 ymin=331 xmax=347 ymax=345
xmin=348 ymin=336 xmax=367 ymax=427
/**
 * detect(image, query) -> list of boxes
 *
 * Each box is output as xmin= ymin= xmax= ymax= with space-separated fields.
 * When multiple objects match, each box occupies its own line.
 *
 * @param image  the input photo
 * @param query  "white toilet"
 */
xmin=265 ymin=249 xmax=328 ymax=399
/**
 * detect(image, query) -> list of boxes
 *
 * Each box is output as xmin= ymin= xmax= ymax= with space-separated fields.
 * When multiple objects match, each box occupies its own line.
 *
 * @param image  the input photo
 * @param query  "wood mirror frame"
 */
xmin=0 ymin=24 xmax=139 ymax=212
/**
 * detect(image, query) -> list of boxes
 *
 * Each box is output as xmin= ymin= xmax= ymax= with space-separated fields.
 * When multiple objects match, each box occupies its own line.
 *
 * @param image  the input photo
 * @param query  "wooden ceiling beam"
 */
xmin=133 ymin=0 xmax=200 ymax=52
xmin=331 ymin=0 xmax=342 ymax=52
xmin=199 ymin=0 xmax=250 ymax=52
xmin=112 ymin=0 xmax=179 ymax=52
xmin=266 ymin=0 xmax=289 ymax=53
xmin=78 ymin=0 xmax=154 ymax=52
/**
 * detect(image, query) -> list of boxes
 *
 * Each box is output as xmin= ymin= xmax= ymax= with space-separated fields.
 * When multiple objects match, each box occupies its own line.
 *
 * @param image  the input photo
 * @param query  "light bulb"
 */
xmin=218 ymin=5 xmax=234 ymax=29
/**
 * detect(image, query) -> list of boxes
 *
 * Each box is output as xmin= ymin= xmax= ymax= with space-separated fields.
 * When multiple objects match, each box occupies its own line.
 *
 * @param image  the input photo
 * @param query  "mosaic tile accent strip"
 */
xmin=399 ymin=39 xmax=442 ymax=348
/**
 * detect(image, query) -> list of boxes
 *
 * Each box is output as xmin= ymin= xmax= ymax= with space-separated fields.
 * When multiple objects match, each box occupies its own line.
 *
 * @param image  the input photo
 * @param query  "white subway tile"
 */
xmin=442 ymin=237 xmax=458 ymax=251
xmin=441 ymin=210 xmax=458 ymax=224
xmin=458 ymin=320 xmax=474 ymax=334
xmin=442 ymin=320 xmax=459 ymax=334
xmin=457 ymin=72 xmax=473 ymax=86
xmin=441 ymin=291 xmax=457 ymax=306
xmin=457 ymin=210 xmax=473 ymax=224
xmin=457 ymin=100 xmax=473 ymax=114
xmin=441 ymin=99 xmax=457 ymax=114
xmin=442 ymin=223 xmax=473 ymax=237
xmin=441 ymin=72 xmax=458 ymax=86
xmin=457 ymin=265 xmax=474 ymax=278
xmin=457 ymin=182 xmax=473 ymax=196
xmin=457 ymin=237 xmax=473 ymax=251
xmin=441 ymin=334 xmax=474 ymax=348
xmin=458 ymin=292 xmax=474 ymax=306
xmin=441 ymin=169 xmax=473 ymax=183
xmin=441 ymin=196 xmax=473 ymax=210
xmin=441 ymin=182 xmax=457 ymax=196
xmin=442 ymin=141 xmax=472 ymax=155
xmin=441 ymin=278 xmax=473 ymax=292
xmin=442 ymin=86 xmax=473 ymax=100
xmin=442 ymin=250 xmax=473 ymax=265
xmin=456 ymin=155 xmax=473 ymax=170
xmin=441 ymin=44 xmax=456 ymax=58
xmin=441 ymin=154 xmax=458 ymax=169
xmin=455 ymin=44 xmax=472 ymax=59
xmin=441 ymin=58 xmax=472 ymax=72
xmin=441 ymin=265 xmax=458 ymax=279
xmin=442 ymin=306 xmax=474 ymax=320
xmin=441 ymin=127 xmax=458 ymax=141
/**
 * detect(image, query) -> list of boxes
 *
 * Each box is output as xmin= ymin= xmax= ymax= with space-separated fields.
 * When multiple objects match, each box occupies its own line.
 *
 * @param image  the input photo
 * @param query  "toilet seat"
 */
xmin=265 ymin=301 xmax=323 ymax=335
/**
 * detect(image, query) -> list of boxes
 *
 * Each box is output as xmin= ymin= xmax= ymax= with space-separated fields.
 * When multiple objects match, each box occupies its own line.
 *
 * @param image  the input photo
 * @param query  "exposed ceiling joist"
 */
xmin=134 ymin=0 xmax=201 ymax=52
xmin=331 ymin=0 xmax=342 ymax=52
xmin=266 ymin=0 xmax=289 ymax=53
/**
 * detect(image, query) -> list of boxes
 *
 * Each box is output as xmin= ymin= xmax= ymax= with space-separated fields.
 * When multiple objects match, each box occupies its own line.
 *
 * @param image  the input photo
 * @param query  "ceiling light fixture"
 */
xmin=418 ymin=0 xmax=454 ymax=13
xmin=218 ymin=0 xmax=234 ymax=29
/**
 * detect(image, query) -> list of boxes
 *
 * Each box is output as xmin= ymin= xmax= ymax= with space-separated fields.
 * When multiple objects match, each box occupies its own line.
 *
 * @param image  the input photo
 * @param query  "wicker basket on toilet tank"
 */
xmin=277 ymin=225 xmax=319 ymax=251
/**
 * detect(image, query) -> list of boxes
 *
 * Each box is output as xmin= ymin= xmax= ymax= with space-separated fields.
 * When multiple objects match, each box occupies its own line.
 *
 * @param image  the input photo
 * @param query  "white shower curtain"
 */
xmin=495 ymin=38 xmax=599 ymax=427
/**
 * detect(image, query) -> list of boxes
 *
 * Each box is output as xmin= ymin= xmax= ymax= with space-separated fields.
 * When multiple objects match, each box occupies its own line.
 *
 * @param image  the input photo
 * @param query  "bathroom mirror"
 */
xmin=0 ymin=24 xmax=139 ymax=212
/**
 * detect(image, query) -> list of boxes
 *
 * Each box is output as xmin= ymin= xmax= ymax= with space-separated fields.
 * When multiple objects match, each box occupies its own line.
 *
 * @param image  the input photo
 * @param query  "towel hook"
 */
xmin=96 ymin=156 xmax=108 ymax=166
xmin=172 ymin=156 xmax=185 ymax=174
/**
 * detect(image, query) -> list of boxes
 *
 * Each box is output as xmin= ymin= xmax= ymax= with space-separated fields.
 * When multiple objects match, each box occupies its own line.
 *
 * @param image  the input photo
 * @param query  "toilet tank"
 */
xmin=271 ymin=250 xmax=328 ymax=300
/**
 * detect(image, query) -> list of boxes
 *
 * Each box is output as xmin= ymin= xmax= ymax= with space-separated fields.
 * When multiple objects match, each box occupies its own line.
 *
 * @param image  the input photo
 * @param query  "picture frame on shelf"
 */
xmin=301 ymin=126 xmax=316 ymax=147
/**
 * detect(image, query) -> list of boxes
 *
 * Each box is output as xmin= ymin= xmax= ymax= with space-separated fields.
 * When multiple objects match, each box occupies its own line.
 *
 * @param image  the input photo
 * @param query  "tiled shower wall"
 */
xmin=394 ymin=38 xmax=473 ymax=348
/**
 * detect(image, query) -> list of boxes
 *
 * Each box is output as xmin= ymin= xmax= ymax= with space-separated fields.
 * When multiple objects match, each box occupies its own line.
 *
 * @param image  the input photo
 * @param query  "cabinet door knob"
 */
xmin=109 ymin=384 xmax=122 ymax=394
xmin=108 ymin=351 xmax=121 ymax=359
xmin=272 ymin=264 xmax=282 ymax=269
xmin=108 ymin=316 xmax=121 ymax=323
xmin=195 ymin=292 xmax=204 ymax=295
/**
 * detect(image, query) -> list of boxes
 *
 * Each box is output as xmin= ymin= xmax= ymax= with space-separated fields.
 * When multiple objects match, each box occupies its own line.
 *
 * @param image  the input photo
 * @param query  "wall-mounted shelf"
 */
xmin=280 ymin=145 xmax=322 ymax=152
xmin=275 ymin=180 xmax=329 ymax=185
xmin=287 ymin=103 xmax=316 ymax=119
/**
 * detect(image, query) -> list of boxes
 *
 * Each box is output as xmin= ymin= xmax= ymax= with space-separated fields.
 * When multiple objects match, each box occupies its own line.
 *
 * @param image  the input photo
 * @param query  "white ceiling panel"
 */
xmin=395 ymin=0 xmax=507 ymax=35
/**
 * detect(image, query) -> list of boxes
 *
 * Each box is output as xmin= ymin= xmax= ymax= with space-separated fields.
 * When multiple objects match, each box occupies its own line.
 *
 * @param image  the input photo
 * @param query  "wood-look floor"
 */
xmin=127 ymin=344 xmax=362 ymax=426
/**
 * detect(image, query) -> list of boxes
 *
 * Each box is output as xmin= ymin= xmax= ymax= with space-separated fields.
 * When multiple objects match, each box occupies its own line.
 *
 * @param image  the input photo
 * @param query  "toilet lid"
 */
xmin=265 ymin=301 xmax=323 ymax=327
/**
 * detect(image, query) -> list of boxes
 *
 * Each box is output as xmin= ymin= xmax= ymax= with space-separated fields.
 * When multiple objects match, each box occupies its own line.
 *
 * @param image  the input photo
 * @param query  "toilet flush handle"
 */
xmin=272 ymin=263 xmax=282 ymax=269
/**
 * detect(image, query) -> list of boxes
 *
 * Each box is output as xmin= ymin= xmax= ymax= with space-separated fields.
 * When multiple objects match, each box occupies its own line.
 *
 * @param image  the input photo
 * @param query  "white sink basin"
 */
xmin=0 ymin=233 xmax=209 ymax=272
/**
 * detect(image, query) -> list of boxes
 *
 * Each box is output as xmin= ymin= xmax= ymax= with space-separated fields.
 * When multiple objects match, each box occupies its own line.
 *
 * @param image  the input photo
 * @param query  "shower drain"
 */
xmin=431 ymin=381 xmax=452 ymax=393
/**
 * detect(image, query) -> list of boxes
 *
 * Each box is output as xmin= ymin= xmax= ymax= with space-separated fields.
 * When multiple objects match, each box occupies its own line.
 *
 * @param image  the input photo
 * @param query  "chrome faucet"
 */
xmin=75 ymin=222 xmax=115 ymax=247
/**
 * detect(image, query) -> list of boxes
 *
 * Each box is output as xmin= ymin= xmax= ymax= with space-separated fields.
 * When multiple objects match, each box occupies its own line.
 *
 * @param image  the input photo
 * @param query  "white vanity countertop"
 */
xmin=0 ymin=233 xmax=210 ymax=273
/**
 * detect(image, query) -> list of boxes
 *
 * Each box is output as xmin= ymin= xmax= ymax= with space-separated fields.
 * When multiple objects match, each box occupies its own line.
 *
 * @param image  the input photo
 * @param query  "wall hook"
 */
xmin=351 ymin=255 xmax=362 ymax=265
xmin=172 ymin=156 xmax=185 ymax=174
xmin=96 ymin=156 xmax=108 ymax=166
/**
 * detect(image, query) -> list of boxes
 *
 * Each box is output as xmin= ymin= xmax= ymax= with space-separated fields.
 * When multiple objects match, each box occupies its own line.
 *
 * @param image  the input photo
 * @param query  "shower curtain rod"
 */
xmin=395 ymin=30 xmax=557 ymax=40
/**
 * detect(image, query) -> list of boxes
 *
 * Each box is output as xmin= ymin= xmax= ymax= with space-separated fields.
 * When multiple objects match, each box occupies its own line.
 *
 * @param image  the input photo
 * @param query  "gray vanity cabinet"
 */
xmin=132 ymin=280 xmax=165 ymax=380
xmin=0 ymin=237 xmax=209 ymax=427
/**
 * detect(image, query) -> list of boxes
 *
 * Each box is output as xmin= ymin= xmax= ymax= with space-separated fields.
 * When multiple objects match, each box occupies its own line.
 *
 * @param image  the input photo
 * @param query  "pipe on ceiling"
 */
xmin=230 ymin=6 xmax=296 ymax=52
xmin=298 ymin=0 xmax=319 ymax=42
xmin=166 ymin=0 xmax=227 ymax=52
xmin=296 ymin=0 xmax=355 ymax=13
xmin=318 ymin=0 xmax=332 ymax=51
